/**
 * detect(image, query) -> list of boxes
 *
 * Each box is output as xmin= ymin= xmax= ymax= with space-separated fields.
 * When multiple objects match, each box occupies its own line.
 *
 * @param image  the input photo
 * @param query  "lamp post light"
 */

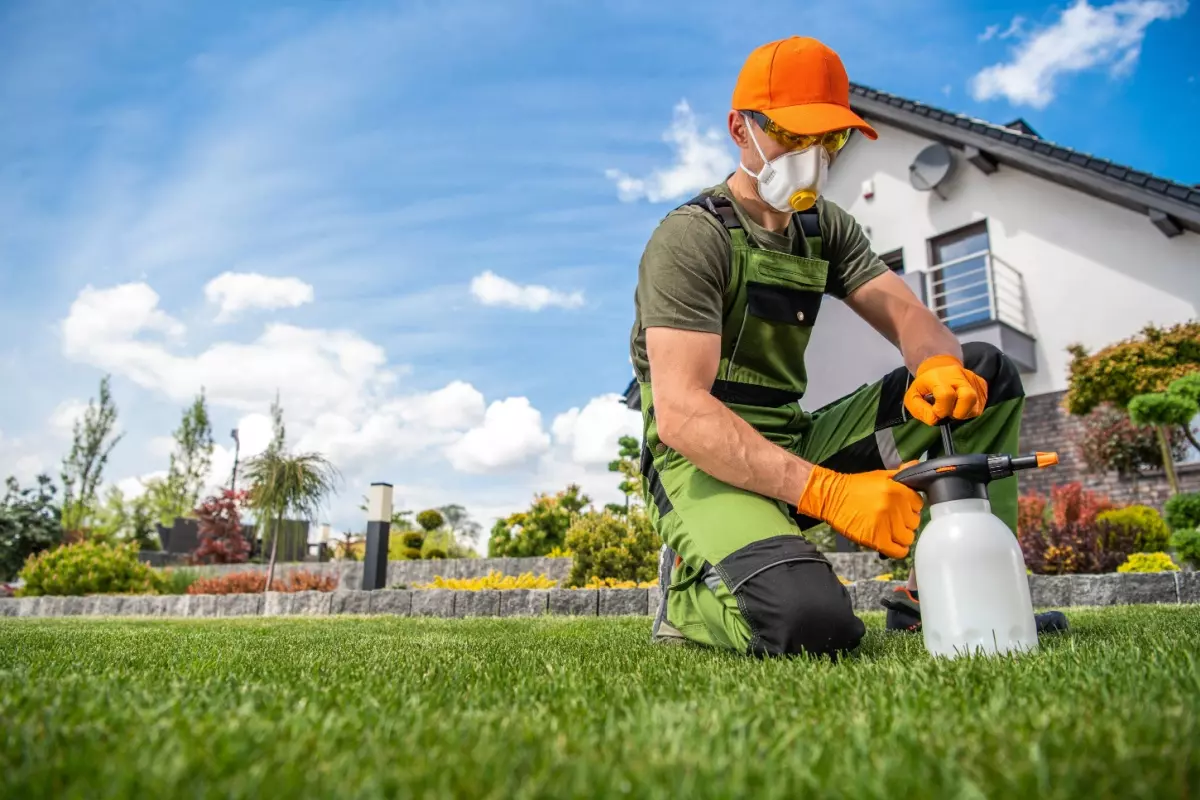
xmin=361 ymin=482 xmax=393 ymax=591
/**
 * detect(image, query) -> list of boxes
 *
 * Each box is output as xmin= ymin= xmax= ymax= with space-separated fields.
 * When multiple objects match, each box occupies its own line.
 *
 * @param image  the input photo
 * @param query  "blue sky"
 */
xmin=1 ymin=0 xmax=1195 ymax=542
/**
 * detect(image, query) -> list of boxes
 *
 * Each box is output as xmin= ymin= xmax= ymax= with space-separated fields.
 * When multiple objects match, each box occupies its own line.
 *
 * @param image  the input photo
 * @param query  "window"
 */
xmin=880 ymin=248 xmax=904 ymax=274
xmin=928 ymin=221 xmax=993 ymax=330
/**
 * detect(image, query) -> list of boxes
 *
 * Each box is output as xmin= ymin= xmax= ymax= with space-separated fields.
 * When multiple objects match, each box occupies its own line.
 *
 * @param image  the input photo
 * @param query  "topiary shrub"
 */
xmin=402 ymin=531 xmax=424 ymax=549
xmin=1095 ymin=505 xmax=1171 ymax=553
xmin=1116 ymin=552 xmax=1179 ymax=573
xmin=1164 ymin=492 xmax=1200 ymax=532
xmin=416 ymin=509 xmax=445 ymax=531
xmin=403 ymin=547 xmax=422 ymax=560
xmin=1169 ymin=528 xmax=1200 ymax=569
xmin=563 ymin=508 xmax=659 ymax=588
xmin=15 ymin=541 xmax=163 ymax=596
xmin=424 ymin=548 xmax=447 ymax=559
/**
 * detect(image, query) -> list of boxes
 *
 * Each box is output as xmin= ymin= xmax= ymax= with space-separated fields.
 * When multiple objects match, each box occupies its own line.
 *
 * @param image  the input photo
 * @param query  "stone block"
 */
xmin=290 ymin=591 xmax=333 ymax=615
xmin=549 ymin=588 xmax=597 ymax=616
xmin=331 ymin=590 xmax=373 ymax=615
xmin=164 ymin=595 xmax=193 ymax=616
xmin=852 ymin=579 xmax=903 ymax=612
xmin=370 ymin=589 xmax=412 ymax=616
xmin=1071 ymin=574 xmax=1128 ymax=606
xmin=59 ymin=596 xmax=86 ymax=616
xmin=263 ymin=592 xmax=291 ymax=616
xmin=38 ymin=596 xmax=64 ymax=616
xmin=1114 ymin=573 xmax=1179 ymax=604
xmin=500 ymin=589 xmax=549 ymax=617
xmin=92 ymin=595 xmax=126 ymax=616
xmin=119 ymin=596 xmax=147 ymax=615
xmin=599 ymin=588 xmax=649 ymax=616
xmin=456 ymin=590 xmax=500 ymax=617
xmin=186 ymin=594 xmax=219 ymax=617
xmin=13 ymin=597 xmax=39 ymax=617
xmin=411 ymin=589 xmax=455 ymax=617
xmin=0 ymin=598 xmax=17 ymax=617
xmin=1178 ymin=572 xmax=1200 ymax=604
xmin=218 ymin=594 xmax=263 ymax=617
xmin=1028 ymin=575 xmax=1072 ymax=609
xmin=338 ymin=562 xmax=364 ymax=591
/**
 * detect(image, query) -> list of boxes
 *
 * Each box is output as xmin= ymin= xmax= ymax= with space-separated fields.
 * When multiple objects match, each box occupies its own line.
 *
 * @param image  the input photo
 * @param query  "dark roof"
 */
xmin=848 ymin=83 xmax=1200 ymax=236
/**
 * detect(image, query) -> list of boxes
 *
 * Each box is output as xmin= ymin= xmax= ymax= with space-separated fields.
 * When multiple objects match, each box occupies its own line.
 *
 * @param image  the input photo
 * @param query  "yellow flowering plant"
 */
xmin=1116 ymin=552 xmax=1179 ymax=573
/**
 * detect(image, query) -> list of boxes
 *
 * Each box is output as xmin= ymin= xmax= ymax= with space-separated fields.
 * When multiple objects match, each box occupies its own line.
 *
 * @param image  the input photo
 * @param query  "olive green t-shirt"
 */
xmin=628 ymin=180 xmax=889 ymax=381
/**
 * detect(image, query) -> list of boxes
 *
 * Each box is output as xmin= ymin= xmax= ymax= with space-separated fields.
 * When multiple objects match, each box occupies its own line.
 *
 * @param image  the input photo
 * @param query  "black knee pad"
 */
xmin=717 ymin=536 xmax=866 ymax=659
xmin=961 ymin=341 xmax=1024 ymax=406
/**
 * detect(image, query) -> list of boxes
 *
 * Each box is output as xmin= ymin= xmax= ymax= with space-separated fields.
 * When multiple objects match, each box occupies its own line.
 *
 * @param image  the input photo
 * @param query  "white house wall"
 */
xmin=820 ymin=120 xmax=1199 ymax=399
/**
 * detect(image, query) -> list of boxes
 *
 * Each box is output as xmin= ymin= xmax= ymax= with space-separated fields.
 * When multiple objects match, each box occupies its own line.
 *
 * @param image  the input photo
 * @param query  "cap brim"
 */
xmin=765 ymin=102 xmax=878 ymax=140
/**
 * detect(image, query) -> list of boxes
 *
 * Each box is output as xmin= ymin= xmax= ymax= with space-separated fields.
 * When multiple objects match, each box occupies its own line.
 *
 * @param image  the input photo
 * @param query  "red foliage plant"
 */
xmin=186 ymin=569 xmax=337 ymax=595
xmin=1048 ymin=482 xmax=1114 ymax=528
xmin=1016 ymin=481 xmax=1130 ymax=575
xmin=191 ymin=489 xmax=252 ymax=565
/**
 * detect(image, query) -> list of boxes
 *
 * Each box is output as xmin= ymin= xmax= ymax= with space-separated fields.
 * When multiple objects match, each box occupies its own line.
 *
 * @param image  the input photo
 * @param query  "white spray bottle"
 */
xmin=890 ymin=422 xmax=1058 ymax=659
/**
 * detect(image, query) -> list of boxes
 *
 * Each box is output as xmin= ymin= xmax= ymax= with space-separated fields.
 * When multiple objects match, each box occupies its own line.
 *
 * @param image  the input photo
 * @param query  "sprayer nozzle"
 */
xmin=1036 ymin=452 xmax=1058 ymax=468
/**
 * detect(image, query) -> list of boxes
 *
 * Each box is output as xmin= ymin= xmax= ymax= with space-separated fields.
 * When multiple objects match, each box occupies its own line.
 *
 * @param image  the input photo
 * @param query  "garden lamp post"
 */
xmin=361 ymin=482 xmax=393 ymax=591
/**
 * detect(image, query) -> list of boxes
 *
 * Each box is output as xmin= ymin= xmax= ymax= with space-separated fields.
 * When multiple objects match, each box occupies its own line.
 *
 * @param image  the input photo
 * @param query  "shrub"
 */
xmin=564 ymin=508 xmax=659 ymax=588
xmin=1095 ymin=505 xmax=1171 ymax=553
xmin=1049 ymin=482 xmax=1115 ymax=528
xmin=0 ymin=474 xmax=63 ymax=582
xmin=1077 ymin=403 xmax=1183 ymax=475
xmin=424 ymin=548 xmax=447 ymax=560
xmin=403 ymin=547 xmax=422 ymax=560
xmin=415 ymin=570 xmax=557 ymax=590
xmin=1018 ymin=519 xmax=1139 ymax=575
xmin=488 ymin=484 xmax=591 ymax=558
xmin=416 ymin=509 xmax=445 ymax=531
xmin=16 ymin=541 xmax=163 ymax=596
xmin=160 ymin=567 xmax=202 ymax=595
xmin=1018 ymin=493 xmax=1049 ymax=536
xmin=191 ymin=490 xmax=251 ymax=564
xmin=581 ymin=576 xmax=657 ymax=589
xmin=186 ymin=568 xmax=337 ymax=594
xmin=1116 ymin=552 xmax=1179 ymax=573
xmin=402 ymin=531 xmax=424 ymax=549
xmin=1169 ymin=528 xmax=1200 ymax=569
xmin=1164 ymin=492 xmax=1200 ymax=531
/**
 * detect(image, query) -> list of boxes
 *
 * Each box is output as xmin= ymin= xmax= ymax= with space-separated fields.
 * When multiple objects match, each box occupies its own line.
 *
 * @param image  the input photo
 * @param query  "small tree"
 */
xmin=1064 ymin=321 xmax=1200 ymax=416
xmin=153 ymin=389 xmax=215 ymax=526
xmin=488 ymin=484 xmax=591 ymax=557
xmin=606 ymin=435 xmax=642 ymax=515
xmin=1128 ymin=374 xmax=1200 ymax=495
xmin=192 ymin=489 xmax=252 ymax=564
xmin=59 ymin=375 xmax=123 ymax=537
xmin=0 ymin=474 xmax=62 ymax=582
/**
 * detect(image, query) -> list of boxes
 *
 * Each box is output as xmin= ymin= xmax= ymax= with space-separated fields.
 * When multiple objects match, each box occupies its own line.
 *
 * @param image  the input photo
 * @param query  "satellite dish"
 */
xmin=909 ymin=142 xmax=955 ymax=199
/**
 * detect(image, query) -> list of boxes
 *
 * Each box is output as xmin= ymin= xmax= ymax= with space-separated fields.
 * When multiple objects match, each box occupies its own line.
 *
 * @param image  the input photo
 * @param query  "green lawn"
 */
xmin=2 ymin=606 xmax=1198 ymax=799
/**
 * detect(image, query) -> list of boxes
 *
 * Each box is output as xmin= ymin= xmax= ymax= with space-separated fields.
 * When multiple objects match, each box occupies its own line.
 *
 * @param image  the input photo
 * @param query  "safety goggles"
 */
xmin=744 ymin=110 xmax=852 ymax=155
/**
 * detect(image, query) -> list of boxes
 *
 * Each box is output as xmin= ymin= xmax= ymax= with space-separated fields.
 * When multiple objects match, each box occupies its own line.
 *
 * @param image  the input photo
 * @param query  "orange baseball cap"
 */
xmin=732 ymin=36 xmax=878 ymax=140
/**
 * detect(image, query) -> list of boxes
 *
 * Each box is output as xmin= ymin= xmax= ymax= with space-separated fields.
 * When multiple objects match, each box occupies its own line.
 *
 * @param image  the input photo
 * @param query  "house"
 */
xmin=622 ymin=83 xmax=1200 ymax=520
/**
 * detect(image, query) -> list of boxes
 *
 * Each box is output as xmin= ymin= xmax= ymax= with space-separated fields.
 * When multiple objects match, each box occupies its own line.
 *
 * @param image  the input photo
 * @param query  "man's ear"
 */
xmin=727 ymin=110 xmax=750 ymax=148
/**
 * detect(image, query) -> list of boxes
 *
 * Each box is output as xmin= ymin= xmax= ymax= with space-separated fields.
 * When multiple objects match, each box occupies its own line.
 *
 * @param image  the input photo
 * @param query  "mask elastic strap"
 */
xmin=738 ymin=112 xmax=770 ymax=180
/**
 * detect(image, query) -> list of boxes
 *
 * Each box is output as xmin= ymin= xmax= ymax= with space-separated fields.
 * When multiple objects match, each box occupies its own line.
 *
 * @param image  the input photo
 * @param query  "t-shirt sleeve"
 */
xmin=819 ymin=199 xmax=889 ymax=299
xmin=636 ymin=209 xmax=729 ymax=333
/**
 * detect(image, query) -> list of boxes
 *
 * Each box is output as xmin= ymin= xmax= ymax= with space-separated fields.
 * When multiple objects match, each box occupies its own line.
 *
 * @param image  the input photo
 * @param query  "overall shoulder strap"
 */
xmin=680 ymin=193 xmax=743 ymax=232
xmin=797 ymin=207 xmax=822 ymax=259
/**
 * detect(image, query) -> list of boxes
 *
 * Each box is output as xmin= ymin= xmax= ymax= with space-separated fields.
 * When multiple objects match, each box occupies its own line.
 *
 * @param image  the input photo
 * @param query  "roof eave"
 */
xmin=849 ymin=93 xmax=1200 ymax=237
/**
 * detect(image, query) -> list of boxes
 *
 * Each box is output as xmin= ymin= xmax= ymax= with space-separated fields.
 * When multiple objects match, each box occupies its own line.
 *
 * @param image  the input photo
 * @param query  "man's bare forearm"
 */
xmin=895 ymin=300 xmax=963 ymax=374
xmin=654 ymin=386 xmax=813 ymax=506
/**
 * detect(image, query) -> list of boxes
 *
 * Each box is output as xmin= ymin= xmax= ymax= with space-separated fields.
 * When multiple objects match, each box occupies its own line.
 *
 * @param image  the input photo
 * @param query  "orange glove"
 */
xmin=904 ymin=355 xmax=988 ymax=426
xmin=797 ymin=464 xmax=924 ymax=559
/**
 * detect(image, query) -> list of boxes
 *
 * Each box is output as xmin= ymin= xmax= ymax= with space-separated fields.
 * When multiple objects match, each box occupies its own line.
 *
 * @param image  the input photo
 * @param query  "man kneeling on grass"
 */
xmin=629 ymin=35 xmax=1067 ymax=659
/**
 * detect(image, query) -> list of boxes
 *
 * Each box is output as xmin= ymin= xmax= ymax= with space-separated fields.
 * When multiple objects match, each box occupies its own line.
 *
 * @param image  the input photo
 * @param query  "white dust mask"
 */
xmin=739 ymin=113 xmax=829 ymax=212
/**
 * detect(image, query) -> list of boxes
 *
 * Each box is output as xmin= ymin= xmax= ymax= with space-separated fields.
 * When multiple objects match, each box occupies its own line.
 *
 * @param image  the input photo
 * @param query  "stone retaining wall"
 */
xmin=173 ymin=553 xmax=892 ymax=588
xmin=3 ymin=573 xmax=1196 ymax=619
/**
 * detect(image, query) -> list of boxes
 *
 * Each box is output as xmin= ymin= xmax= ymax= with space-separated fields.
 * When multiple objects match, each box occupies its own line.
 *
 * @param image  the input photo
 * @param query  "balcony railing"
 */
xmin=924 ymin=249 xmax=1030 ymax=335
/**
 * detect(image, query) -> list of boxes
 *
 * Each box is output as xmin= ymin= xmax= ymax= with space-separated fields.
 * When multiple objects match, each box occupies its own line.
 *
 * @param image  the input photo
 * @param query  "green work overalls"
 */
xmin=638 ymin=191 xmax=1026 ymax=658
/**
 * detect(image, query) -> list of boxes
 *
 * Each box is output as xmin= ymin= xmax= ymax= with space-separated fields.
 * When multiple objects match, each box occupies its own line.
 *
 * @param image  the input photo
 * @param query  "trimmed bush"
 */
xmin=16 ymin=541 xmax=163 ymax=597
xmin=186 ymin=569 xmax=337 ymax=594
xmin=564 ymin=508 xmax=659 ymax=588
xmin=1169 ymin=528 xmax=1200 ymax=569
xmin=1164 ymin=492 xmax=1200 ymax=532
xmin=415 ymin=570 xmax=556 ymax=590
xmin=1095 ymin=505 xmax=1171 ymax=553
xmin=1116 ymin=552 xmax=1179 ymax=573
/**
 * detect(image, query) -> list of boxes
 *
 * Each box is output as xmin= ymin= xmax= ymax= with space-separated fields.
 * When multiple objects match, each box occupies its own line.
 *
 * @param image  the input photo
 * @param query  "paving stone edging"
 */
xmin=2 ymin=573 xmax=1196 ymax=619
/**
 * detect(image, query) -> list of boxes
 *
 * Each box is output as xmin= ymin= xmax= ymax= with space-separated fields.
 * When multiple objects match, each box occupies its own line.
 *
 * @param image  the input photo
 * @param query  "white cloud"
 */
xmin=48 ymin=399 xmax=90 ymax=439
xmin=550 ymin=394 xmax=642 ymax=466
xmin=606 ymin=99 xmax=736 ymax=203
xmin=470 ymin=270 xmax=585 ymax=311
xmin=205 ymin=271 xmax=315 ymax=323
xmin=970 ymin=0 xmax=1188 ymax=108
xmin=446 ymin=397 xmax=551 ymax=474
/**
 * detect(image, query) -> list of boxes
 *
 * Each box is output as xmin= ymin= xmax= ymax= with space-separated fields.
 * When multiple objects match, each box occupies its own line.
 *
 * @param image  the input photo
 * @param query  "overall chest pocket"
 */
xmin=726 ymin=252 xmax=829 ymax=390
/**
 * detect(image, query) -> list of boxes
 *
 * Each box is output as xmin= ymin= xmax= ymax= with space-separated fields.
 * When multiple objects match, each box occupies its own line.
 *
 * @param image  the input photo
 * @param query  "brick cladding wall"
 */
xmin=1017 ymin=390 xmax=1200 ymax=511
